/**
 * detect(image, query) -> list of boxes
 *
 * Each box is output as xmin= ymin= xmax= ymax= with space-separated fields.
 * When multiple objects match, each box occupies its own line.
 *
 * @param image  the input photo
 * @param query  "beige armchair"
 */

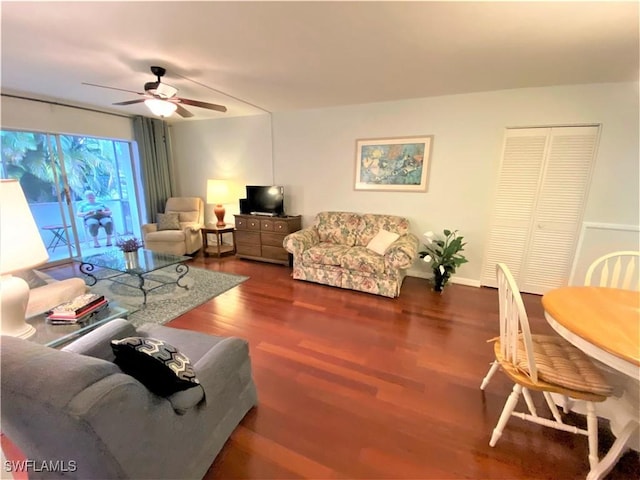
xmin=142 ymin=197 xmax=204 ymax=255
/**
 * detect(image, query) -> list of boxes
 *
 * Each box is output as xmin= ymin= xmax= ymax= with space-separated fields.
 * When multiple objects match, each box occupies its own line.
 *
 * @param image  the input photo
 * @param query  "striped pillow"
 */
xmin=516 ymin=334 xmax=612 ymax=397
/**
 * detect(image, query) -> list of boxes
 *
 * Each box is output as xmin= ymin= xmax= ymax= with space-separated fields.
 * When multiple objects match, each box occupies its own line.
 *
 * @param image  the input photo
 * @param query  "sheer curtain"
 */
xmin=133 ymin=116 xmax=175 ymax=223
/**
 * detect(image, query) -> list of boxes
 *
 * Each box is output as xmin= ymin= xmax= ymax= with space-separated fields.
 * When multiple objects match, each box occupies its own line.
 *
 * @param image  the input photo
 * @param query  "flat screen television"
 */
xmin=246 ymin=185 xmax=285 ymax=216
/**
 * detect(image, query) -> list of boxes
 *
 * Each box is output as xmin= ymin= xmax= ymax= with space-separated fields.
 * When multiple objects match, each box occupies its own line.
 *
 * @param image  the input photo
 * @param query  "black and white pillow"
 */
xmin=111 ymin=337 xmax=200 ymax=397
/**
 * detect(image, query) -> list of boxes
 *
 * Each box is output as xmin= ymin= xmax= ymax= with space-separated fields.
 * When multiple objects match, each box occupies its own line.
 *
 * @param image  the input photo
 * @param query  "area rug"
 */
xmin=88 ymin=266 xmax=248 ymax=327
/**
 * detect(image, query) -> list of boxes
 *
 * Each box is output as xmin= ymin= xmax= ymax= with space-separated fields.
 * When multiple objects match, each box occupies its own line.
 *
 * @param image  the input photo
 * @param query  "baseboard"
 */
xmin=407 ymin=270 xmax=481 ymax=288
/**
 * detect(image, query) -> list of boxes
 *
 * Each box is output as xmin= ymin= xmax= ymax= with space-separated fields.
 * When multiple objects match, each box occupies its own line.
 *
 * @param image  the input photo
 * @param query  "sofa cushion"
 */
xmin=315 ymin=212 xmax=361 ymax=246
xmin=111 ymin=337 xmax=201 ymax=397
xmin=341 ymin=246 xmax=387 ymax=274
xmin=176 ymin=211 xmax=200 ymax=223
xmin=366 ymin=229 xmax=400 ymax=255
xmin=157 ymin=212 xmax=181 ymax=231
xmin=357 ymin=214 xmax=411 ymax=246
xmin=146 ymin=229 xmax=187 ymax=242
xmin=165 ymin=197 xmax=202 ymax=223
xmin=302 ymin=243 xmax=351 ymax=266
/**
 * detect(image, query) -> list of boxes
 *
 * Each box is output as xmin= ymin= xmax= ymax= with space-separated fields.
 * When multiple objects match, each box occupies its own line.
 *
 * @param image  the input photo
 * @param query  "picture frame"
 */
xmin=354 ymin=135 xmax=433 ymax=192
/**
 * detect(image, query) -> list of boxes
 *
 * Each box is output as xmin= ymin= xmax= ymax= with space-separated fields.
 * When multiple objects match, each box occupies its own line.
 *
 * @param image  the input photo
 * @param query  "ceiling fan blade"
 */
xmin=177 ymin=97 xmax=227 ymax=113
xmin=113 ymin=99 xmax=146 ymax=106
xmin=82 ymin=82 xmax=144 ymax=95
xmin=175 ymin=104 xmax=194 ymax=118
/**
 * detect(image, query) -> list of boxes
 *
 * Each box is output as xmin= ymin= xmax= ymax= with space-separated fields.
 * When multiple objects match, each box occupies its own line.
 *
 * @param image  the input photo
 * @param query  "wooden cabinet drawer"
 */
xmin=235 ymin=217 xmax=247 ymax=230
xmin=273 ymin=220 xmax=293 ymax=234
xmin=261 ymin=232 xmax=285 ymax=247
xmin=246 ymin=218 xmax=261 ymax=230
xmin=260 ymin=219 xmax=274 ymax=231
xmin=262 ymin=245 xmax=289 ymax=261
xmin=236 ymin=216 xmax=261 ymax=230
xmin=236 ymin=230 xmax=260 ymax=245
xmin=236 ymin=244 xmax=262 ymax=257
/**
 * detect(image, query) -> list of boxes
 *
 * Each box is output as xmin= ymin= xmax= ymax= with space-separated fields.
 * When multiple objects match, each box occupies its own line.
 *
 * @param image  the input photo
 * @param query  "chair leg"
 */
xmin=562 ymin=394 xmax=574 ymax=414
xmin=522 ymin=388 xmax=537 ymax=416
xmin=543 ymin=392 xmax=564 ymax=423
xmin=490 ymin=383 xmax=522 ymax=447
xmin=586 ymin=402 xmax=600 ymax=471
xmin=480 ymin=361 xmax=500 ymax=390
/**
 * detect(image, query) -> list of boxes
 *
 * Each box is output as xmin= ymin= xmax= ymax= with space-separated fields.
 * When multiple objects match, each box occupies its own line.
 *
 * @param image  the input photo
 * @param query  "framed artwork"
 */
xmin=354 ymin=135 xmax=433 ymax=191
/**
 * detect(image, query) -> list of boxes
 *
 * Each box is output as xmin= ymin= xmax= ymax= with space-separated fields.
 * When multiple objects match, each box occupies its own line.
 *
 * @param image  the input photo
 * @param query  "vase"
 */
xmin=432 ymin=269 xmax=450 ymax=293
xmin=123 ymin=250 xmax=139 ymax=269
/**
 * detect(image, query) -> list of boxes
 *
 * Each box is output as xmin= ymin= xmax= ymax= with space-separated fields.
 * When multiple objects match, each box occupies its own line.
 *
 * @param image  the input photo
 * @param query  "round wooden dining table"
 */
xmin=542 ymin=286 xmax=640 ymax=480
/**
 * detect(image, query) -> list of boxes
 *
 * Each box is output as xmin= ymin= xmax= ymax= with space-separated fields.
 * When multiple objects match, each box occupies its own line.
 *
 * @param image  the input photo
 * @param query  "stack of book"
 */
xmin=46 ymin=293 xmax=108 ymax=324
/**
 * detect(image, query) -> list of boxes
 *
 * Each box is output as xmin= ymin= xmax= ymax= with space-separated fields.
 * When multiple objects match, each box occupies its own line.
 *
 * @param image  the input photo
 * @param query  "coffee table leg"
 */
xmin=79 ymin=262 xmax=97 ymax=286
xmin=134 ymin=273 xmax=148 ymax=305
xmin=176 ymin=263 xmax=190 ymax=290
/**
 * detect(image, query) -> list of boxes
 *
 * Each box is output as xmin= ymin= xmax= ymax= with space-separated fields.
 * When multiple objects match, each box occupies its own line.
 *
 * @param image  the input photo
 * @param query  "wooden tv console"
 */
xmin=234 ymin=214 xmax=302 ymax=265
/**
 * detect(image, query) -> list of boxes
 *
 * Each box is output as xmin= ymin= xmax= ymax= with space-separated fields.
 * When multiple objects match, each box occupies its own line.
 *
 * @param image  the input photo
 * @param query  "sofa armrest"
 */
xmin=62 ymin=319 xmax=137 ymax=361
xmin=193 ymin=337 xmax=255 ymax=401
xmin=141 ymin=223 xmax=158 ymax=235
xmin=26 ymin=277 xmax=88 ymax=318
xmin=181 ymin=222 xmax=203 ymax=253
xmin=283 ymin=228 xmax=319 ymax=256
xmin=384 ymin=233 xmax=420 ymax=269
xmin=180 ymin=222 xmax=203 ymax=234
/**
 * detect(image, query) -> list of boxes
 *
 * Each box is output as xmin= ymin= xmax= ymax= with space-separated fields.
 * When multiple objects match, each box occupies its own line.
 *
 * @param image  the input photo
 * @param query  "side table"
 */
xmin=41 ymin=224 xmax=72 ymax=251
xmin=202 ymin=224 xmax=236 ymax=257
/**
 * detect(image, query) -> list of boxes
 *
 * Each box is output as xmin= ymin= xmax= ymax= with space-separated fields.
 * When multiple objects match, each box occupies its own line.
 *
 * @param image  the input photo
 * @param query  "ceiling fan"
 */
xmin=82 ymin=66 xmax=227 ymax=118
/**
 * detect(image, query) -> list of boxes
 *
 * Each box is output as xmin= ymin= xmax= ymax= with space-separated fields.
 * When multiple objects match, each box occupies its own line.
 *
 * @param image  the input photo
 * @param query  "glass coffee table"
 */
xmin=75 ymin=249 xmax=191 ymax=306
xmin=29 ymin=303 xmax=129 ymax=348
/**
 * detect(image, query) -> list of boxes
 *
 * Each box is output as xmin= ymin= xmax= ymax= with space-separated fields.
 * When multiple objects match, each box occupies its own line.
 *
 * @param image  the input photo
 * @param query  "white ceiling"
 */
xmin=1 ymin=1 xmax=638 ymax=123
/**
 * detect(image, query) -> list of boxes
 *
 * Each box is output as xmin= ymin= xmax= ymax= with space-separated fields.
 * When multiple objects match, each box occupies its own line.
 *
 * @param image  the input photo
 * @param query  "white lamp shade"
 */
xmin=144 ymin=99 xmax=178 ymax=117
xmin=0 ymin=180 xmax=49 ymax=274
xmin=206 ymin=179 xmax=231 ymax=205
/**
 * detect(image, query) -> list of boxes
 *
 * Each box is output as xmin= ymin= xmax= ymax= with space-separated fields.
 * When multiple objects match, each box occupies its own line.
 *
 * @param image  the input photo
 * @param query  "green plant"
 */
xmin=116 ymin=237 xmax=143 ymax=252
xmin=419 ymin=229 xmax=468 ymax=292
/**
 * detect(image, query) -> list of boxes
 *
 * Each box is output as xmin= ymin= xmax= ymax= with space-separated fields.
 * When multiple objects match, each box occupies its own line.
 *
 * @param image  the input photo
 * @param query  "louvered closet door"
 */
xmin=520 ymin=126 xmax=599 ymax=294
xmin=480 ymin=129 xmax=550 ymax=288
xmin=481 ymin=126 xmax=599 ymax=294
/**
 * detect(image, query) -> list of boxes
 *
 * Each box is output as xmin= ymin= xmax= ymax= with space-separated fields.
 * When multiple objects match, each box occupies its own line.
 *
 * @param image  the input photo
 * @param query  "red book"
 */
xmin=46 ymin=294 xmax=104 ymax=317
xmin=46 ymin=299 xmax=108 ymax=322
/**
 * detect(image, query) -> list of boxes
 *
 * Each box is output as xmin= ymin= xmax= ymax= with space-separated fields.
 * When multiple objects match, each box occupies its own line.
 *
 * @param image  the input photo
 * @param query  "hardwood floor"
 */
xmin=46 ymin=256 xmax=639 ymax=479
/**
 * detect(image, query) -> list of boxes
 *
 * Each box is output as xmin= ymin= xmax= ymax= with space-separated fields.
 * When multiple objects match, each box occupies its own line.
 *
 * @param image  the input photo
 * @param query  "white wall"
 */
xmin=271 ymin=82 xmax=638 ymax=282
xmin=170 ymin=82 xmax=638 ymax=284
xmin=170 ymin=113 xmax=273 ymax=224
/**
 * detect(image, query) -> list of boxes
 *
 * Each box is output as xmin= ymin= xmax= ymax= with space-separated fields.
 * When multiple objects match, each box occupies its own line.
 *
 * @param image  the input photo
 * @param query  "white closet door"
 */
xmin=481 ymin=126 xmax=599 ymax=293
xmin=521 ymin=126 xmax=599 ymax=294
xmin=480 ymin=129 xmax=550 ymax=288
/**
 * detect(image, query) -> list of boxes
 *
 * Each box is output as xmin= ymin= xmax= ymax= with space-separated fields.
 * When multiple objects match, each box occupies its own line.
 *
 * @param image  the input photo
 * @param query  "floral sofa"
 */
xmin=283 ymin=211 xmax=419 ymax=297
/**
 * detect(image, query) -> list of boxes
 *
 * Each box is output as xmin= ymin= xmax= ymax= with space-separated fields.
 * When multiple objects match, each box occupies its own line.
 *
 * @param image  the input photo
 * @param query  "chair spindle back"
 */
xmin=584 ymin=251 xmax=639 ymax=290
xmin=496 ymin=263 xmax=538 ymax=383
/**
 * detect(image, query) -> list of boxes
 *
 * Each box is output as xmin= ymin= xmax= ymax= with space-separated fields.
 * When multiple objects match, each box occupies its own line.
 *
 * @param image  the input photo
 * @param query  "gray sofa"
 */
xmin=1 ymin=319 xmax=258 ymax=479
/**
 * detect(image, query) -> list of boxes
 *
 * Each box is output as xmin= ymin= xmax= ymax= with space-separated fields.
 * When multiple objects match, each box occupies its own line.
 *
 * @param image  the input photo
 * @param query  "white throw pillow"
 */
xmin=366 ymin=229 xmax=400 ymax=255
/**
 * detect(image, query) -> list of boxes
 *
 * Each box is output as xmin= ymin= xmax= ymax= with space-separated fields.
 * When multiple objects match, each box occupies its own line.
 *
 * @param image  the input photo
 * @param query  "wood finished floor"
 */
xmin=47 ymin=256 xmax=639 ymax=480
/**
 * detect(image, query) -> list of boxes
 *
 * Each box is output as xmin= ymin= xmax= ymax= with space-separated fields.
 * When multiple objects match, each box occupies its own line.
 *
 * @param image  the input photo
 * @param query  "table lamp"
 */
xmin=0 ymin=179 xmax=49 ymax=338
xmin=207 ymin=179 xmax=231 ymax=227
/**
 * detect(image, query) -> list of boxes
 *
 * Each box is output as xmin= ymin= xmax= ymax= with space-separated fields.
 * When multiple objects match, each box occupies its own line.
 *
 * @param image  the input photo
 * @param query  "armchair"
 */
xmin=1 ymin=319 xmax=258 ymax=479
xmin=142 ymin=197 xmax=204 ymax=255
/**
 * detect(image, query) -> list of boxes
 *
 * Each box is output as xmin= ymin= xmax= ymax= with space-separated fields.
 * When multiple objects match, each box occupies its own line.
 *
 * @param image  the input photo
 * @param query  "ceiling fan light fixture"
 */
xmin=144 ymin=99 xmax=177 ymax=117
